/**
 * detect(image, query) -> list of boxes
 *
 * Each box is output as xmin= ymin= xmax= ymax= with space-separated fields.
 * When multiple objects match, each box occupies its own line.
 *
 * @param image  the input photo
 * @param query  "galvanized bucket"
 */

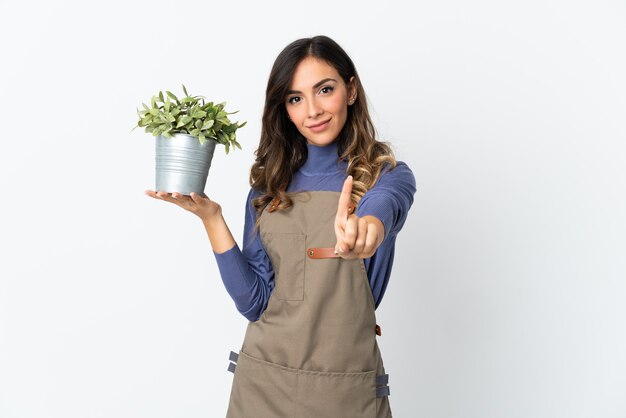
xmin=155 ymin=133 xmax=217 ymax=197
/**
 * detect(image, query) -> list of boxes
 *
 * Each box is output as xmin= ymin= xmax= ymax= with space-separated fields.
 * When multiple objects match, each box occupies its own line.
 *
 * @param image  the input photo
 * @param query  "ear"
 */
xmin=347 ymin=76 xmax=357 ymax=104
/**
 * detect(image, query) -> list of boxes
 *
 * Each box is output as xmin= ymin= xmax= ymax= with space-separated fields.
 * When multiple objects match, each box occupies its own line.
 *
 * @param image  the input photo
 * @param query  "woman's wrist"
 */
xmin=202 ymin=212 xmax=237 ymax=254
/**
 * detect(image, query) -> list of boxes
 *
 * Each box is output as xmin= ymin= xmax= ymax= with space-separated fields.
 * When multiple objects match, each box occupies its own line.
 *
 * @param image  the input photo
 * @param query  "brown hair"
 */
xmin=250 ymin=35 xmax=397 ymax=221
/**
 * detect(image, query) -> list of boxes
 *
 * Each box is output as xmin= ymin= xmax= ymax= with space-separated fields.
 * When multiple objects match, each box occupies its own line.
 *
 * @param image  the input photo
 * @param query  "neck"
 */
xmin=300 ymin=141 xmax=342 ymax=175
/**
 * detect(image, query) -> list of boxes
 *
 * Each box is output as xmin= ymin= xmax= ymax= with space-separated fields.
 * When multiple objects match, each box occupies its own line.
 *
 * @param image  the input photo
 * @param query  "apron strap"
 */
xmin=376 ymin=386 xmax=390 ymax=397
xmin=268 ymin=196 xmax=281 ymax=213
xmin=307 ymin=247 xmax=339 ymax=259
xmin=376 ymin=374 xmax=390 ymax=398
xmin=227 ymin=350 xmax=239 ymax=374
xmin=376 ymin=374 xmax=389 ymax=385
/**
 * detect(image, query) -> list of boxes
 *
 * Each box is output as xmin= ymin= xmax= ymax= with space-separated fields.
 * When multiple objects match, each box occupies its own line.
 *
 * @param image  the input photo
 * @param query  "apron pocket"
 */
xmin=227 ymin=350 xmax=298 ymax=418
xmin=296 ymin=368 xmax=377 ymax=418
xmin=262 ymin=232 xmax=306 ymax=301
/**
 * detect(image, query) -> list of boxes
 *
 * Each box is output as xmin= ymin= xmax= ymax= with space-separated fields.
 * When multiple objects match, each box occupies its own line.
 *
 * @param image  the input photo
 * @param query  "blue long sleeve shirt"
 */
xmin=213 ymin=141 xmax=416 ymax=321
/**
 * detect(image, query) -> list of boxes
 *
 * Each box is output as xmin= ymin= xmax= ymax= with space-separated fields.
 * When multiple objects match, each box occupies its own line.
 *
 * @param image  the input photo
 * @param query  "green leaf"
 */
xmin=164 ymin=98 xmax=171 ymax=112
xmin=202 ymin=120 xmax=214 ymax=130
xmin=151 ymin=96 xmax=157 ymax=108
xmin=142 ymin=103 xmax=150 ymax=111
xmin=166 ymin=91 xmax=179 ymax=102
xmin=149 ymin=108 xmax=160 ymax=116
xmin=234 ymin=140 xmax=242 ymax=150
xmin=225 ymin=142 xmax=230 ymax=154
xmin=195 ymin=119 xmax=203 ymax=129
xmin=176 ymin=115 xmax=192 ymax=128
xmin=198 ymin=134 xmax=205 ymax=144
xmin=190 ymin=128 xmax=200 ymax=136
xmin=182 ymin=84 xmax=189 ymax=97
xmin=167 ymin=113 xmax=176 ymax=123
xmin=192 ymin=110 xmax=207 ymax=119
xmin=159 ymin=91 xmax=164 ymax=102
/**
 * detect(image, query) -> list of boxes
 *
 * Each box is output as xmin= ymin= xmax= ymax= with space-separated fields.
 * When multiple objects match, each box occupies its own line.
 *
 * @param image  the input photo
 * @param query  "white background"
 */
xmin=1 ymin=1 xmax=625 ymax=417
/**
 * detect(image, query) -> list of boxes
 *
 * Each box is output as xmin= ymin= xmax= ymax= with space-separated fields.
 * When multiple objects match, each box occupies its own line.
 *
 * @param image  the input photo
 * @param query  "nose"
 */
xmin=306 ymin=97 xmax=323 ymax=118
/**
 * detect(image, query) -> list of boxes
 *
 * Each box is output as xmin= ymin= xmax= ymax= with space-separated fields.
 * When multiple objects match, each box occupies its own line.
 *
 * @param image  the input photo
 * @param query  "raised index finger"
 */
xmin=336 ymin=175 xmax=353 ymax=220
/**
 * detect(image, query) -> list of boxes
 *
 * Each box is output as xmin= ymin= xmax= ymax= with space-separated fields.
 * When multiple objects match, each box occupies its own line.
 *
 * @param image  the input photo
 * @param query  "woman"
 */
xmin=146 ymin=35 xmax=415 ymax=417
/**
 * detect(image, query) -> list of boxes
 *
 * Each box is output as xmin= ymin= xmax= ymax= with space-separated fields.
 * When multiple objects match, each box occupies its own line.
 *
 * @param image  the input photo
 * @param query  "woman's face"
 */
xmin=285 ymin=56 xmax=356 ymax=147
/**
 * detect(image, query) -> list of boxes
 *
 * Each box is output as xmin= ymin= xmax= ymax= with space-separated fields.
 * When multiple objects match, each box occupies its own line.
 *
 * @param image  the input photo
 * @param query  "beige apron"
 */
xmin=226 ymin=191 xmax=392 ymax=418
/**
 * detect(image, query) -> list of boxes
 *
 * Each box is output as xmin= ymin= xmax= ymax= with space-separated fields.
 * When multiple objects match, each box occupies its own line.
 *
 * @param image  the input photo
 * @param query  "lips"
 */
xmin=307 ymin=119 xmax=331 ymax=130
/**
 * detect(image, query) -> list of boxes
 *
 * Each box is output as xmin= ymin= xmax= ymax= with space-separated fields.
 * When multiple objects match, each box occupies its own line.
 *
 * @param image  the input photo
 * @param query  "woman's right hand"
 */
xmin=144 ymin=190 xmax=222 ymax=222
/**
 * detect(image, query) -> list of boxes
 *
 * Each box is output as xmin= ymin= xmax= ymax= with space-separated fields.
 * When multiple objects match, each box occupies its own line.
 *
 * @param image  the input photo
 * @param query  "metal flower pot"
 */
xmin=155 ymin=133 xmax=217 ymax=197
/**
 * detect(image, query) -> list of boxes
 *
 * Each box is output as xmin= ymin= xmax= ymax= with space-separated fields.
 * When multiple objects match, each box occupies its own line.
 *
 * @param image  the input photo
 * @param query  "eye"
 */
xmin=287 ymin=96 xmax=301 ymax=105
xmin=319 ymin=86 xmax=334 ymax=94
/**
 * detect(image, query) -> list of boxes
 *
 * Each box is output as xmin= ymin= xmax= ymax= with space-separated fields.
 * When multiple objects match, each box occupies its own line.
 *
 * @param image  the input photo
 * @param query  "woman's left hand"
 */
xmin=334 ymin=176 xmax=385 ymax=259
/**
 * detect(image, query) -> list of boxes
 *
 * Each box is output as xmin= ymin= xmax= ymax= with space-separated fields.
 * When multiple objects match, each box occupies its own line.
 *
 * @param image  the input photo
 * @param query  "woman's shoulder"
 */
xmin=247 ymin=187 xmax=263 ymax=199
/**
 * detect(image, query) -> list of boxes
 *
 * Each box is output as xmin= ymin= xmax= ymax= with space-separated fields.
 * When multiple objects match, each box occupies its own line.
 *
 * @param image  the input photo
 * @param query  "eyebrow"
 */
xmin=286 ymin=78 xmax=337 ymax=95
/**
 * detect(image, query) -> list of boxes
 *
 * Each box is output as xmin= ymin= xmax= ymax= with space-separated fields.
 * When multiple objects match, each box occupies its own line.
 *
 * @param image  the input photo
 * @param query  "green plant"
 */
xmin=133 ymin=84 xmax=246 ymax=153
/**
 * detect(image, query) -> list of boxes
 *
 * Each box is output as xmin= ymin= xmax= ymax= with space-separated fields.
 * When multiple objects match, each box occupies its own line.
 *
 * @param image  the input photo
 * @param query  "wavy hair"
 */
xmin=250 ymin=35 xmax=397 ymax=220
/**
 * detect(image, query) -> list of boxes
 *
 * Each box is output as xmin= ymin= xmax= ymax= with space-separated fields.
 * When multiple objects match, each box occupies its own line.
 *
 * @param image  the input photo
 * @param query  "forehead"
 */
xmin=289 ymin=56 xmax=342 ymax=89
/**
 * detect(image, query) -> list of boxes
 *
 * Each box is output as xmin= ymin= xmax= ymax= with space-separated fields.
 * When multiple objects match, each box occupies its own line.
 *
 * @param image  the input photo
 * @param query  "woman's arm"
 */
xmin=213 ymin=188 xmax=274 ymax=321
xmin=144 ymin=188 xmax=274 ymax=321
xmin=334 ymin=162 xmax=416 ymax=259
xmin=354 ymin=161 xmax=417 ymax=308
